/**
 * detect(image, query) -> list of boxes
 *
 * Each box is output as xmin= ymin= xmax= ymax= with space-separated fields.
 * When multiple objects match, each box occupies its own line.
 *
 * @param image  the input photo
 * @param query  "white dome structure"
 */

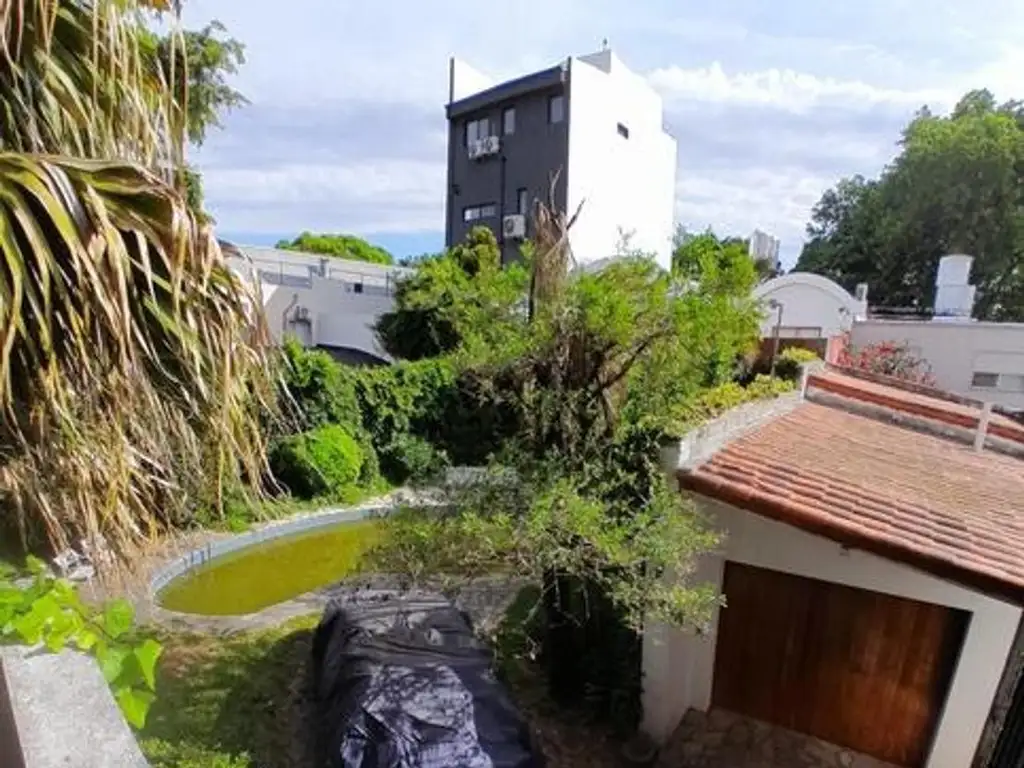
xmin=752 ymin=272 xmax=867 ymax=339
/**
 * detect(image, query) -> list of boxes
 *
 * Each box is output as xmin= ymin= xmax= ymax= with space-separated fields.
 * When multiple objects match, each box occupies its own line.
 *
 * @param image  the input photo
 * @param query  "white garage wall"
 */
xmin=642 ymin=497 xmax=1021 ymax=768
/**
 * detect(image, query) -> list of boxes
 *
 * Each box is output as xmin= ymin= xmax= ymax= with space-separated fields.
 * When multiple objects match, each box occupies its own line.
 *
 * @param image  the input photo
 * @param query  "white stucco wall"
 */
xmin=226 ymin=245 xmax=411 ymax=361
xmin=850 ymin=319 xmax=1024 ymax=411
xmin=566 ymin=52 xmax=677 ymax=270
xmin=642 ymin=497 xmax=1021 ymax=768
xmin=752 ymin=272 xmax=866 ymax=338
xmin=260 ymin=277 xmax=393 ymax=359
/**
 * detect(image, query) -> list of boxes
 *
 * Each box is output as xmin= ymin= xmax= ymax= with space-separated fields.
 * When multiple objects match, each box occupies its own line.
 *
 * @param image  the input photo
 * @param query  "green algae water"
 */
xmin=158 ymin=520 xmax=380 ymax=616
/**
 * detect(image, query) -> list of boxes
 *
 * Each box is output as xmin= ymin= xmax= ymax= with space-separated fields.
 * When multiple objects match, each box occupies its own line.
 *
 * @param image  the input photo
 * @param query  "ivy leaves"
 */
xmin=0 ymin=557 xmax=162 ymax=728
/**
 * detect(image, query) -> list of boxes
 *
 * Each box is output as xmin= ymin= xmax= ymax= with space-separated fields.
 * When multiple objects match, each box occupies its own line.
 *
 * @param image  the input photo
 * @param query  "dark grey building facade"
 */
xmin=444 ymin=60 xmax=571 ymax=265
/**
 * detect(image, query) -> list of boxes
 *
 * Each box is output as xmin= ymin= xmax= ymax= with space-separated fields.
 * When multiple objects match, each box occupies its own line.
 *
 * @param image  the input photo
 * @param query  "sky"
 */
xmin=179 ymin=0 xmax=1024 ymax=267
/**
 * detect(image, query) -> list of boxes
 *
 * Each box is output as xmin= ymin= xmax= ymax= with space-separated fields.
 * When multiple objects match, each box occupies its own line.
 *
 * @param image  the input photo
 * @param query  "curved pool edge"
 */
xmin=149 ymin=502 xmax=391 ymax=607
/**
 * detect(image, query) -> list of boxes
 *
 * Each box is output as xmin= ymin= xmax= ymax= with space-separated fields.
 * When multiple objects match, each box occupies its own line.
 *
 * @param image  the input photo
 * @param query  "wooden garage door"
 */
xmin=712 ymin=562 xmax=968 ymax=767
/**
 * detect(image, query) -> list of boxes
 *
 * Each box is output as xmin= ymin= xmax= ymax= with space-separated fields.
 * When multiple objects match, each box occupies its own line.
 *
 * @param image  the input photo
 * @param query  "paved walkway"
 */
xmin=656 ymin=709 xmax=898 ymax=768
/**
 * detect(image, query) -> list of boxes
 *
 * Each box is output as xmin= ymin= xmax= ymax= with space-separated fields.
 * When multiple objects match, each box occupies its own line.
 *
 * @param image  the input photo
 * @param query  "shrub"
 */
xmin=380 ymin=433 xmax=450 ymax=485
xmin=666 ymin=374 xmax=795 ymax=436
xmin=279 ymin=338 xmax=361 ymax=433
xmin=353 ymin=359 xmax=460 ymax=483
xmin=775 ymin=346 xmax=820 ymax=381
xmin=838 ymin=339 xmax=935 ymax=385
xmin=779 ymin=346 xmax=820 ymax=364
xmin=269 ymin=425 xmax=363 ymax=500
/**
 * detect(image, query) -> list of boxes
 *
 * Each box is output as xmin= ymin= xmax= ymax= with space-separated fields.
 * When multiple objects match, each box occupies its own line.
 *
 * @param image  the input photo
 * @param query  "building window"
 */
xmin=503 ymin=107 xmax=515 ymax=135
xmin=548 ymin=94 xmax=565 ymax=124
xmin=1001 ymin=374 xmax=1024 ymax=392
xmin=463 ymin=203 xmax=498 ymax=222
xmin=617 ymin=122 xmax=629 ymax=139
xmin=971 ymin=371 xmax=1000 ymax=389
xmin=352 ymin=283 xmax=364 ymax=294
xmin=466 ymin=117 xmax=490 ymax=146
xmin=517 ymin=188 xmax=529 ymax=215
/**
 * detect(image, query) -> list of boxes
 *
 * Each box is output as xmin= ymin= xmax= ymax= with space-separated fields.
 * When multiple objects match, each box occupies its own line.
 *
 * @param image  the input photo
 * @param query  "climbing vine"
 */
xmin=0 ymin=558 xmax=161 ymax=728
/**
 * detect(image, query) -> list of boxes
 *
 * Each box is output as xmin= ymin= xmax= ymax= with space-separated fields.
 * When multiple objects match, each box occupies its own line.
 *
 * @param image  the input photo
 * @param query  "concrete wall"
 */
xmin=752 ymin=272 xmax=866 ymax=339
xmin=642 ymin=497 xmax=1021 ymax=768
xmin=228 ymin=246 xmax=410 ymax=361
xmin=566 ymin=51 xmax=677 ymax=270
xmin=260 ymin=276 xmax=393 ymax=361
xmin=1 ymin=647 xmax=148 ymax=767
xmin=850 ymin=319 xmax=1024 ymax=411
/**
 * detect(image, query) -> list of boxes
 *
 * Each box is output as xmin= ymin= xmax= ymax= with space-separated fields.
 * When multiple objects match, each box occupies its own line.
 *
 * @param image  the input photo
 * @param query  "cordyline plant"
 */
xmin=0 ymin=0 xmax=276 ymax=561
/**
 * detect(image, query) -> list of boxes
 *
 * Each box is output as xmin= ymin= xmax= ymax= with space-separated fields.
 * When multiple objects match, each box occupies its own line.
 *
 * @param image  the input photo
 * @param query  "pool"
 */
xmin=156 ymin=512 xmax=382 ymax=616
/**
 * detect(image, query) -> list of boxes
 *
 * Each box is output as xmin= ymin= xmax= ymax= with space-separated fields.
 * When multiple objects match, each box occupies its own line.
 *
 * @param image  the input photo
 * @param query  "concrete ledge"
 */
xmin=0 ymin=647 xmax=147 ymax=768
xmin=660 ymin=391 xmax=803 ymax=475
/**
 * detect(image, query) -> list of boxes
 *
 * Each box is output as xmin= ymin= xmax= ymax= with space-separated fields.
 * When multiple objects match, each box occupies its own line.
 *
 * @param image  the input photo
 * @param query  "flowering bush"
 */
xmin=838 ymin=339 xmax=936 ymax=386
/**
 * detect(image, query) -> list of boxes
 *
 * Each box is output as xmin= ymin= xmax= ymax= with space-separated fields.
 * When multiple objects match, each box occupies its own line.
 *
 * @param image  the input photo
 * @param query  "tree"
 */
xmin=375 ymin=227 xmax=528 ymax=360
xmin=796 ymin=91 xmax=1024 ymax=320
xmin=141 ymin=20 xmax=248 ymax=147
xmin=673 ymin=227 xmax=776 ymax=284
xmin=0 ymin=0 xmax=275 ymax=559
xmin=275 ymin=232 xmax=395 ymax=265
xmin=137 ymin=19 xmax=247 ymax=214
xmin=370 ymin=202 xmax=762 ymax=720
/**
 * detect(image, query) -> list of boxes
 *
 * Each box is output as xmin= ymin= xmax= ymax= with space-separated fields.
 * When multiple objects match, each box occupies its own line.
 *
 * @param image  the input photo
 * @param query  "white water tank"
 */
xmin=933 ymin=254 xmax=975 ymax=321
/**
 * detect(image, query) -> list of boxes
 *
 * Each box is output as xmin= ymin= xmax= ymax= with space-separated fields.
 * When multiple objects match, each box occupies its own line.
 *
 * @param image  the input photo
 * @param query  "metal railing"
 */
xmin=231 ymin=257 xmax=410 ymax=297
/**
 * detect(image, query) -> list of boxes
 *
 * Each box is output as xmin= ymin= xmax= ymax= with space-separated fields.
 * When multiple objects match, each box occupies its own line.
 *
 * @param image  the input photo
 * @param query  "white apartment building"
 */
xmin=225 ymin=243 xmax=412 ymax=364
xmin=749 ymin=229 xmax=781 ymax=274
xmin=444 ymin=47 xmax=678 ymax=269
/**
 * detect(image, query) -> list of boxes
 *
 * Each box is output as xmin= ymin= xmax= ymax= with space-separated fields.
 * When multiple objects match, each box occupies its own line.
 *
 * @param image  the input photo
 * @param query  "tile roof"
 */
xmin=810 ymin=368 xmax=1024 ymax=444
xmin=679 ymin=370 xmax=1024 ymax=604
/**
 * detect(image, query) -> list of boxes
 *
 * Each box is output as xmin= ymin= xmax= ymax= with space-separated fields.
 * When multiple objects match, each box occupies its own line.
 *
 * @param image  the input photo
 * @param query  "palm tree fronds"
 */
xmin=0 ymin=153 xmax=274 ymax=558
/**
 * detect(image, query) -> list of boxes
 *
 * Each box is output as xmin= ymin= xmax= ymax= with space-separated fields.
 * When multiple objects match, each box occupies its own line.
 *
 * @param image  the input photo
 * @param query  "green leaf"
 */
xmin=96 ymin=645 xmax=130 ymax=684
xmin=42 ymin=610 xmax=78 ymax=652
xmin=133 ymin=638 xmax=162 ymax=691
xmin=115 ymin=687 xmax=155 ymax=729
xmin=0 ymin=586 xmax=25 ymax=605
xmin=24 ymin=555 xmax=46 ymax=575
xmin=102 ymin=599 xmax=134 ymax=640
xmin=71 ymin=628 xmax=99 ymax=652
xmin=9 ymin=609 xmax=45 ymax=645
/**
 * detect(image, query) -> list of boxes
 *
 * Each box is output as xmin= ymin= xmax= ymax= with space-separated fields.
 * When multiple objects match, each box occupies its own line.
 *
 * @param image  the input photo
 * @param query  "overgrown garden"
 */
xmin=0 ymin=0 xmax=809 ymax=758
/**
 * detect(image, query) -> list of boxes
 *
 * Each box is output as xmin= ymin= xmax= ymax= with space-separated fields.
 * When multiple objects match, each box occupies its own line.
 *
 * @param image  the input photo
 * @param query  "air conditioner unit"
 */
xmin=468 ymin=136 xmax=500 ymax=160
xmin=503 ymin=214 xmax=526 ymax=240
xmin=482 ymin=135 xmax=500 ymax=155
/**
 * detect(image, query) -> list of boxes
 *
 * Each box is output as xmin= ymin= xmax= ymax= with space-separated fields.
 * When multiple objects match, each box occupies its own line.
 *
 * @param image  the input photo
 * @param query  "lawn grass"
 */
xmin=139 ymin=615 xmax=321 ymax=768
xmin=138 ymin=584 xmax=627 ymax=768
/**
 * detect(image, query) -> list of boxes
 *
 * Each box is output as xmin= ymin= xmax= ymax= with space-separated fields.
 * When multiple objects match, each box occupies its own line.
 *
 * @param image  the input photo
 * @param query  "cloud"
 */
xmin=648 ymin=63 xmax=950 ymax=114
xmin=177 ymin=0 xmax=1024 ymax=263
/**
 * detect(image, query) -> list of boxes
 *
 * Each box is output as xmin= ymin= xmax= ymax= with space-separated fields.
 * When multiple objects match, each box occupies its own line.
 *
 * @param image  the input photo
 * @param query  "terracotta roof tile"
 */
xmin=808 ymin=369 xmax=1024 ymax=444
xmin=680 ymin=402 xmax=1024 ymax=604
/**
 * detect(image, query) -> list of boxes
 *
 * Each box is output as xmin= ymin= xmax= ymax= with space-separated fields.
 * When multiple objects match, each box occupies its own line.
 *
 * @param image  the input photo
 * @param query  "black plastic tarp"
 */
xmin=311 ymin=590 xmax=543 ymax=768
